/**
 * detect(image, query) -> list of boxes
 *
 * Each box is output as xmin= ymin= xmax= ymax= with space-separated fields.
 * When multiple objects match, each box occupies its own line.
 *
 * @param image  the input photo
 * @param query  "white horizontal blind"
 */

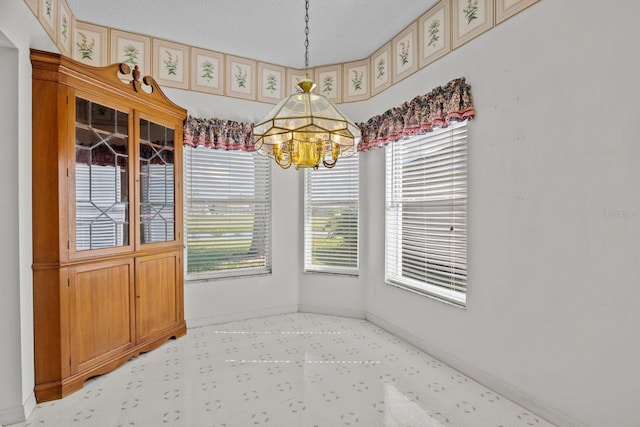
xmin=385 ymin=121 xmax=467 ymax=306
xmin=76 ymin=163 xmax=127 ymax=250
xmin=185 ymin=146 xmax=271 ymax=279
xmin=139 ymin=163 xmax=175 ymax=243
xmin=304 ymin=153 xmax=359 ymax=275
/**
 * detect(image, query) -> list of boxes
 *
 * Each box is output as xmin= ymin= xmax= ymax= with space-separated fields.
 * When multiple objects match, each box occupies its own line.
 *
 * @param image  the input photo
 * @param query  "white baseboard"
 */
xmin=186 ymin=304 xmax=298 ymax=328
xmin=22 ymin=392 xmax=36 ymax=422
xmin=366 ymin=312 xmax=586 ymax=427
xmin=298 ymin=304 xmax=366 ymax=319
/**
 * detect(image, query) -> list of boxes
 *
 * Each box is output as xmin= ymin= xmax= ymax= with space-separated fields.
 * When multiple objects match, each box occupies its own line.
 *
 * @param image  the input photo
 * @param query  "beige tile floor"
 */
xmin=14 ymin=313 xmax=554 ymax=426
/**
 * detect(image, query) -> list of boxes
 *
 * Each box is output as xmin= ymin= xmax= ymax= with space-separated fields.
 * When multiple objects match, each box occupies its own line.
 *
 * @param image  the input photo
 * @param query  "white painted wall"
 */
xmin=162 ymin=2 xmax=640 ymax=425
xmin=0 ymin=31 xmax=23 ymax=424
xmin=179 ymin=160 xmax=300 ymax=327
xmin=164 ymin=89 xmax=300 ymax=326
xmin=0 ymin=1 xmax=57 ymax=424
xmin=357 ymin=1 xmax=640 ymax=426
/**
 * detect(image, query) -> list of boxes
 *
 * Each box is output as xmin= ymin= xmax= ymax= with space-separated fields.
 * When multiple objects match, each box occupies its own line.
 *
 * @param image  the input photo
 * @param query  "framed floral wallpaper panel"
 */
xmin=57 ymin=0 xmax=72 ymax=57
xmin=257 ymin=62 xmax=286 ymax=104
xmin=418 ymin=0 xmax=450 ymax=69
xmin=39 ymin=0 xmax=57 ymax=42
xmin=73 ymin=21 xmax=108 ymax=66
xmin=452 ymin=0 xmax=494 ymax=49
xmin=392 ymin=21 xmax=418 ymax=84
xmin=314 ymin=64 xmax=342 ymax=104
xmin=496 ymin=0 xmax=540 ymax=24
xmin=225 ymin=55 xmax=256 ymax=101
xmin=153 ymin=39 xmax=189 ymax=89
xmin=190 ymin=47 xmax=224 ymax=95
xmin=286 ymin=69 xmax=308 ymax=96
xmin=110 ymin=29 xmax=151 ymax=76
xmin=342 ymin=59 xmax=369 ymax=103
xmin=370 ymin=41 xmax=391 ymax=97
xmin=24 ymin=0 xmax=38 ymax=16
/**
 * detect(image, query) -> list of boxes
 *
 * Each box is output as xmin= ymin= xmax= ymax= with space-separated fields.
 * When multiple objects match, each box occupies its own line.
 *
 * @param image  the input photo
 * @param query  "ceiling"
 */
xmin=66 ymin=0 xmax=438 ymax=69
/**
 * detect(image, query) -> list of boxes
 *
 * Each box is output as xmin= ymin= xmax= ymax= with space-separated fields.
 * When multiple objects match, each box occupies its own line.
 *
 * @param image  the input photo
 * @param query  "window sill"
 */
xmin=303 ymin=269 xmax=359 ymax=278
xmin=186 ymin=269 xmax=272 ymax=283
xmin=385 ymin=279 xmax=466 ymax=309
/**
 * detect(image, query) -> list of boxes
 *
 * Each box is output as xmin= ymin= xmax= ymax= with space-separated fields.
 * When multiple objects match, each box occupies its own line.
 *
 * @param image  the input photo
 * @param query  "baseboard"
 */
xmin=0 ymin=403 xmax=25 ymax=427
xmin=186 ymin=304 xmax=298 ymax=328
xmin=298 ymin=304 xmax=366 ymax=319
xmin=22 ymin=392 xmax=36 ymax=423
xmin=366 ymin=312 xmax=586 ymax=427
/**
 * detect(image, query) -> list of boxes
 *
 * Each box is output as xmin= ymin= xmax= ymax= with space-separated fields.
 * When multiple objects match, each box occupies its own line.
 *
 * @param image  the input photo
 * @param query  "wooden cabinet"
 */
xmin=31 ymin=49 xmax=187 ymax=403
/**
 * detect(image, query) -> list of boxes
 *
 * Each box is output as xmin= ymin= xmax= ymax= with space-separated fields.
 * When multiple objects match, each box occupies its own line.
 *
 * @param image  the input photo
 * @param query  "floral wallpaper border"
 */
xmin=30 ymin=0 xmax=540 ymax=104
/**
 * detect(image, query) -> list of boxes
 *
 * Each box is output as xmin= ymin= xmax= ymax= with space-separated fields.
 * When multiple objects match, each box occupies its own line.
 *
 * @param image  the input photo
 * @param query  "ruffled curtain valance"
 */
xmin=182 ymin=77 xmax=475 ymax=152
xmin=183 ymin=116 xmax=255 ymax=151
xmin=357 ymin=77 xmax=475 ymax=151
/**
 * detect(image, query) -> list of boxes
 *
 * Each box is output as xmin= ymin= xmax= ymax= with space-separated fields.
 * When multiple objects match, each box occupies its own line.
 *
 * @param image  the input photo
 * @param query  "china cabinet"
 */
xmin=31 ymin=49 xmax=187 ymax=402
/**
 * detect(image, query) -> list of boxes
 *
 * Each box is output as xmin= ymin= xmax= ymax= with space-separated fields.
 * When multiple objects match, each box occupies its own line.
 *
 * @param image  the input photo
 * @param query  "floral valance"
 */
xmin=357 ymin=77 xmax=475 ymax=151
xmin=183 ymin=116 xmax=254 ymax=151
xmin=182 ymin=77 xmax=475 ymax=152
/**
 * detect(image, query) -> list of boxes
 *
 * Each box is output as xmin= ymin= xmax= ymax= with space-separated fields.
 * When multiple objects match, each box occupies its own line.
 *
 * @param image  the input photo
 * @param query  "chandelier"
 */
xmin=253 ymin=0 xmax=361 ymax=169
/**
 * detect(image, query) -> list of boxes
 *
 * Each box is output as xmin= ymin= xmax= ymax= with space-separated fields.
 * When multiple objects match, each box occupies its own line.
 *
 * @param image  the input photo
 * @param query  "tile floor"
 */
xmin=14 ymin=313 xmax=554 ymax=427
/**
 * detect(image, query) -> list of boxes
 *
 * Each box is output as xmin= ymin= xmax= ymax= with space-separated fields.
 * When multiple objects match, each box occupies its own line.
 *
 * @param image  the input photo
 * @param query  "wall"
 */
xmin=136 ymin=2 xmax=640 ymax=425
xmin=0 ymin=1 xmax=57 ymax=424
xmin=0 ymin=31 xmax=23 ymax=424
xmin=164 ymin=89 xmax=300 ymax=326
xmin=179 ymin=162 xmax=300 ymax=327
xmin=358 ymin=1 xmax=639 ymax=426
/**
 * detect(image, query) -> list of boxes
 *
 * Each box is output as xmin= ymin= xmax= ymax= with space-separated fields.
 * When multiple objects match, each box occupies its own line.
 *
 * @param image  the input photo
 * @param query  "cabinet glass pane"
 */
xmin=139 ymin=118 xmax=175 ymax=244
xmin=75 ymin=98 xmax=129 ymax=250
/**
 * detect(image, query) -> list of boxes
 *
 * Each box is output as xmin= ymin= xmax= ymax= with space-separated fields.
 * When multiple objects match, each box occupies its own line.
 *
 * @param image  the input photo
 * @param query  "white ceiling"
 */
xmin=66 ymin=0 xmax=438 ymax=69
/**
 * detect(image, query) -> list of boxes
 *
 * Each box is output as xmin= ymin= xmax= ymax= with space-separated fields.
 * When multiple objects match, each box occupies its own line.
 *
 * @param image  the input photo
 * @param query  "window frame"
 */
xmin=303 ymin=153 xmax=360 ymax=276
xmin=184 ymin=146 xmax=272 ymax=281
xmin=384 ymin=121 xmax=468 ymax=307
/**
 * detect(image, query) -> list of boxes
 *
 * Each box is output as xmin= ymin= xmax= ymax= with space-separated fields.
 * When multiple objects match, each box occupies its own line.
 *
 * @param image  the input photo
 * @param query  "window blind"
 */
xmin=304 ymin=153 xmax=359 ymax=275
xmin=75 ymin=164 xmax=127 ymax=250
xmin=385 ymin=121 xmax=467 ymax=306
xmin=185 ymin=146 xmax=271 ymax=279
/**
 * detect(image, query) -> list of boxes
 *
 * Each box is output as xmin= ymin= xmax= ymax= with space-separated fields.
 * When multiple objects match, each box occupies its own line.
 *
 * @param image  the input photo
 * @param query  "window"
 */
xmin=385 ymin=121 xmax=468 ymax=306
xmin=304 ymin=153 xmax=359 ymax=275
xmin=185 ymin=146 xmax=271 ymax=279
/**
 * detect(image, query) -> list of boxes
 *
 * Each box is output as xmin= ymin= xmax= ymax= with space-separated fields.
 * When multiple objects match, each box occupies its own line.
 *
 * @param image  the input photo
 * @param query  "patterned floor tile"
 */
xmin=14 ymin=313 xmax=554 ymax=427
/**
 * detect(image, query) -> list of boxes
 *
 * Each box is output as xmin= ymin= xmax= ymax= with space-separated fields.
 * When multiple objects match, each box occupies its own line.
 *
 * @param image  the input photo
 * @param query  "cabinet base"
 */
xmin=34 ymin=322 xmax=187 ymax=403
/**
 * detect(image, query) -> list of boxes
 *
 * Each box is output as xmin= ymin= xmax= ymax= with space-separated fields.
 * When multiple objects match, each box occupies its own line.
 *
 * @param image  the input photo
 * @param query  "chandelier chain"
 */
xmin=252 ymin=0 xmax=360 ymax=170
xmin=304 ymin=0 xmax=310 ymax=70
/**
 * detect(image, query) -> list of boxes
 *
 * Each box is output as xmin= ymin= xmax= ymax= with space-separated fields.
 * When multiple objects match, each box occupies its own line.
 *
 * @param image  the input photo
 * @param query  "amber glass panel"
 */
xmin=139 ymin=118 xmax=175 ymax=244
xmin=75 ymin=98 xmax=129 ymax=251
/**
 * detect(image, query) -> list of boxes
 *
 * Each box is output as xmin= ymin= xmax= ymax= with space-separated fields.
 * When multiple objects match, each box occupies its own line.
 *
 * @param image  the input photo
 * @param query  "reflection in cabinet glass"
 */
xmin=75 ymin=98 xmax=130 ymax=250
xmin=139 ymin=118 xmax=175 ymax=244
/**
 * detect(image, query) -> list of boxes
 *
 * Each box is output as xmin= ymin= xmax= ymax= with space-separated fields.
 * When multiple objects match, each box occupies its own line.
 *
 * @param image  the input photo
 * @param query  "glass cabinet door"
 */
xmin=75 ymin=97 xmax=130 ymax=251
xmin=139 ymin=118 xmax=175 ymax=244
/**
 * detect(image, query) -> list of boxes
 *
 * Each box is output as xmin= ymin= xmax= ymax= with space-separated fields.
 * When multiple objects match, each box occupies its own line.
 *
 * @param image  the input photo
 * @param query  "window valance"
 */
xmin=182 ymin=77 xmax=475 ymax=153
xmin=357 ymin=77 xmax=475 ymax=151
xmin=183 ymin=116 xmax=255 ymax=151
